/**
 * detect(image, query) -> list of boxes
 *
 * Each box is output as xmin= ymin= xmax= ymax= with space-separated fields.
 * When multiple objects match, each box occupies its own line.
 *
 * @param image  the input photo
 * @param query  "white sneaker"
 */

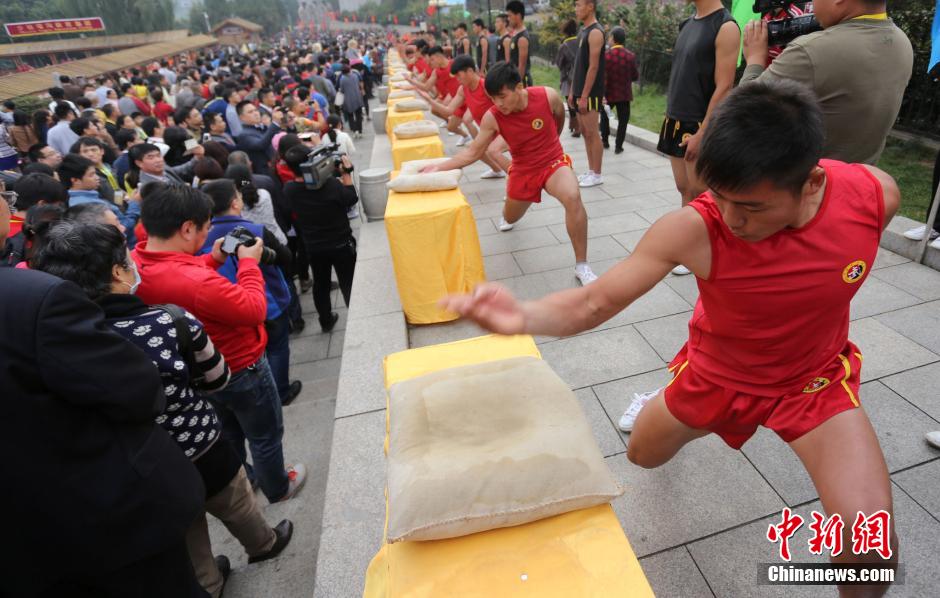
xmin=672 ymin=265 xmax=691 ymax=276
xmin=498 ymin=217 xmax=514 ymax=232
xmin=457 ymin=135 xmax=472 ymax=146
xmin=902 ymin=225 xmax=939 ymax=241
xmin=574 ymin=263 xmax=598 ymax=285
xmin=618 ymin=389 xmax=661 ymax=432
xmin=347 ymin=206 xmax=360 ymax=220
xmin=577 ymin=171 xmax=592 ymax=183
xmin=926 ymin=431 xmax=940 ymax=450
xmin=480 ymin=168 xmax=506 ymax=179
xmin=579 ymin=172 xmax=603 ymax=188
xmin=447 ymin=131 xmax=455 ymax=136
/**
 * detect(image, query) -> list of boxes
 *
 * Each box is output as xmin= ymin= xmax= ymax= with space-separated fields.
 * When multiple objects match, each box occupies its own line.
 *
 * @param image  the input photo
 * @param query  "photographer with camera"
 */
xmin=132 ymin=182 xmax=306 ymax=505
xmin=283 ymin=143 xmax=358 ymax=333
xmin=235 ymin=101 xmax=285 ymax=177
xmin=742 ymin=0 xmax=912 ymax=165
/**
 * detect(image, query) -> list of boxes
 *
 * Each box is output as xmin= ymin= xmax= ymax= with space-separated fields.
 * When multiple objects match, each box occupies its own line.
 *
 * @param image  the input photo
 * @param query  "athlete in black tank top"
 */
xmin=509 ymin=30 xmax=532 ymax=87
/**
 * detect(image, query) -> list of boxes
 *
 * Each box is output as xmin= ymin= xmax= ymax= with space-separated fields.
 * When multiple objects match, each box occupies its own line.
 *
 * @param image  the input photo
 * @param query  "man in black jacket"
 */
xmin=0 ymin=190 xmax=207 ymax=597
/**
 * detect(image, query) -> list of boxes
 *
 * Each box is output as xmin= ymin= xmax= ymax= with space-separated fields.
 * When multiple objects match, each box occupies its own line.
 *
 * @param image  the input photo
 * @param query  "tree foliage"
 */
xmin=58 ymin=0 xmax=176 ymax=35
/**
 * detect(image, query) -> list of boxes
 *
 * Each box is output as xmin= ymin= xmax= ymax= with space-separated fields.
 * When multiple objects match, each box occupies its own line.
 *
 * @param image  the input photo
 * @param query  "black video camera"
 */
xmin=220 ymin=226 xmax=277 ymax=265
xmin=299 ymin=143 xmax=353 ymax=190
xmin=753 ymin=1 xmax=821 ymax=48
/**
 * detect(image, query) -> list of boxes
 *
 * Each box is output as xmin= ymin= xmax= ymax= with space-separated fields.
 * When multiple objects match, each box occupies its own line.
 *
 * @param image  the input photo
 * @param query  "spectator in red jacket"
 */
xmin=600 ymin=27 xmax=639 ymax=154
xmin=131 ymin=182 xmax=306 ymax=504
xmin=151 ymin=87 xmax=175 ymax=125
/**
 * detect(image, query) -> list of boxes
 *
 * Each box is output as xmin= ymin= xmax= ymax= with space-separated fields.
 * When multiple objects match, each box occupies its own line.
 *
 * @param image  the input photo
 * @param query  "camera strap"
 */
xmin=156 ymin=303 xmax=205 ymax=386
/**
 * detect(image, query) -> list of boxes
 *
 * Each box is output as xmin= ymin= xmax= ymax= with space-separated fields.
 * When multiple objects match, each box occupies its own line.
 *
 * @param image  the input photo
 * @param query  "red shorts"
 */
xmin=664 ymin=341 xmax=863 ymax=449
xmin=506 ymin=154 xmax=572 ymax=203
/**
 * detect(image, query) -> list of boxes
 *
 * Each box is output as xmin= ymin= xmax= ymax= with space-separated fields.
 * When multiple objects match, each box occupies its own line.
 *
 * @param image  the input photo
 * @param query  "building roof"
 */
xmin=211 ymin=18 xmax=264 ymax=33
xmin=0 ymin=34 xmax=217 ymax=101
xmin=0 ymin=30 xmax=190 ymax=59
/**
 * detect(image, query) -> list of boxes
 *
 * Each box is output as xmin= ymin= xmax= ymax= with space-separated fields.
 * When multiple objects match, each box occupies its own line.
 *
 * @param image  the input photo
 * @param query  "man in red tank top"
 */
xmin=405 ymin=46 xmax=471 ymax=142
xmin=440 ymin=81 xmax=901 ymax=593
xmin=424 ymin=62 xmax=597 ymax=286
xmin=414 ymin=55 xmax=511 ymax=180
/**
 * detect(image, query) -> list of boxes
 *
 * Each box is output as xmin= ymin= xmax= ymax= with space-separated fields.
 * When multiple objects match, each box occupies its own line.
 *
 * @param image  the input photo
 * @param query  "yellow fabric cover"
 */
xmin=383 ymin=187 xmax=485 ymax=324
xmin=363 ymin=335 xmax=654 ymax=598
xmin=390 ymin=134 xmax=444 ymax=170
xmin=385 ymin=110 xmax=424 ymax=136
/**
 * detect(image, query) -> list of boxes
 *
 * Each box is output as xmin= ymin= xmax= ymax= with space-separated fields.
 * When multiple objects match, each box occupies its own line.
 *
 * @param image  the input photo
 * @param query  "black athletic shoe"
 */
xmin=602 ymin=139 xmax=610 ymax=149
xmin=320 ymin=312 xmax=339 ymax=332
xmin=290 ymin=317 xmax=306 ymax=335
xmin=248 ymin=520 xmax=294 ymax=564
xmin=282 ymin=381 xmax=302 ymax=406
xmin=615 ymin=147 xmax=624 ymax=154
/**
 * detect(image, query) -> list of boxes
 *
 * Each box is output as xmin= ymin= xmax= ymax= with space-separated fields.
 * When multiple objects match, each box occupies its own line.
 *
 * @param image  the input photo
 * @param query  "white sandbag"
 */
xmin=387 ymin=170 xmax=462 ymax=193
xmin=400 ymin=157 xmax=454 ymax=175
xmin=392 ymin=81 xmax=414 ymax=90
xmin=390 ymin=74 xmax=406 ymax=82
xmin=393 ymin=99 xmax=429 ymax=113
xmin=393 ymin=120 xmax=439 ymax=139
xmin=388 ymin=90 xmax=415 ymax=99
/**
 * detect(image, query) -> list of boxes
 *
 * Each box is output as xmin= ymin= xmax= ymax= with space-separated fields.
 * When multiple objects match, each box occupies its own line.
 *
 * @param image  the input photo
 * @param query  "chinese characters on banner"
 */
xmin=767 ymin=509 xmax=893 ymax=562
xmin=4 ymin=18 xmax=106 ymax=38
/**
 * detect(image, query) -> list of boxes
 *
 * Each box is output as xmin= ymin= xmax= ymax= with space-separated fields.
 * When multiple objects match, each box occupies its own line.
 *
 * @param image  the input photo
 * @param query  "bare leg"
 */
xmin=446 ymin=115 xmax=466 ymax=136
xmin=463 ymin=111 xmax=479 ymax=137
xmin=789 ymin=408 xmax=898 ymax=598
xmin=626 ymin=391 xmax=710 ymax=468
xmin=487 ymin=136 xmax=511 ymax=173
xmin=578 ymin=109 xmax=603 ymax=175
xmin=543 ymin=165 xmax=588 ymax=263
xmin=683 ymin=158 xmax=705 ymax=203
xmin=668 ymin=156 xmax=694 ymax=206
xmin=503 ymin=197 xmax=533 ymax=224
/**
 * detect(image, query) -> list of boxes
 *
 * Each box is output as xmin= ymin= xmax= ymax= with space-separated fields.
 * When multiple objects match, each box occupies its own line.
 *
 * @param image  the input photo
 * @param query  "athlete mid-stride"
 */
xmin=440 ymin=81 xmax=901 ymax=597
xmin=423 ymin=62 xmax=597 ymax=286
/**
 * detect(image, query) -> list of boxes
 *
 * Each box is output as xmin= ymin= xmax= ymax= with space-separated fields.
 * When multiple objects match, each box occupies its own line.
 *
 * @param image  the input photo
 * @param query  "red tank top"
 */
xmin=462 ymin=78 xmax=493 ymax=123
xmin=686 ymin=160 xmax=884 ymax=396
xmin=489 ymin=86 xmax=564 ymax=167
xmin=435 ymin=62 xmax=460 ymax=98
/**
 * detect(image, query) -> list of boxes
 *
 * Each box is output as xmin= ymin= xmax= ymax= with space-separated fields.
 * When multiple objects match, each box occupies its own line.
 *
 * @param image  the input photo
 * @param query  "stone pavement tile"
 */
xmin=627 ymin=166 xmax=677 ymax=183
xmin=688 ymin=487 xmax=940 ymax=598
xmin=637 ymin=156 xmax=671 ymax=168
xmin=883 ymin=362 xmax=940 ymax=422
xmin=873 ymin=247 xmax=910 ymax=270
xmin=849 ymin=277 xmax=922 ymax=320
xmin=478 ymin=227 xmax=559 ymax=257
xmin=607 ymin=435 xmax=784 ymax=557
xmin=872 ymin=262 xmax=940 ymax=301
xmin=849 ymin=317 xmax=938 ymax=381
xmin=893 ymin=459 xmax=940 ymax=521
xmin=539 ymin=325 xmax=664 ymax=389
xmin=221 ymin=546 xmax=317 ymax=598
xmin=639 ymin=547 xmax=715 ymax=598
xmin=554 ymin=184 xmax=613 ymax=203
xmin=874 ymin=300 xmax=940 ymax=355
xmin=289 ymin=333 xmax=331 ymax=365
xmin=603 ymin=177 xmax=678 ymax=199
xmin=509 ymin=206 xmax=567 ymax=230
xmin=583 ymin=284 xmax=690 ymax=338
xmin=740 ymin=381 xmax=940 ymax=506
xmin=575 ymin=388 xmax=627 ymax=457
xmin=484 ymin=252 xmax=522 ymax=279
xmin=539 ymin=257 xmax=624 ymax=295
xmin=634 ymin=310 xmax=693 ymax=362
xmin=408 ymin=318 xmax=484 ymax=349
xmin=513 ymin=235 xmax=626 ymax=274
xmin=314 ymin=410 xmax=387 ymax=598
xmin=549 ymin=210 xmax=648 ymax=240
xmin=475 ymin=216 xmax=498 ymax=236
xmin=335 ymin=311 xmax=407 ymax=418
xmin=351 ymin=256 xmax=402 ymax=318
xmin=355 ymin=221 xmax=390 ymax=261
xmin=636 ymin=204 xmax=676 ymax=225
xmin=593 ymin=368 xmax=674 ymax=444
xmin=459 ymin=178 xmax=507 ymax=195
xmin=497 ymin=271 xmax=557 ymax=301
xmin=663 ymin=273 xmax=700 ymax=307
xmin=585 ymin=193 xmax=669 ymax=219
xmin=612 ymin=228 xmax=645 ymax=253
xmin=291 ymin=357 xmax=341 ymax=404
xmin=470 ymin=200 xmax=507 ymax=220
xmin=328 ymin=330 xmax=345 ymax=358
xmin=655 ymin=189 xmax=682 ymax=204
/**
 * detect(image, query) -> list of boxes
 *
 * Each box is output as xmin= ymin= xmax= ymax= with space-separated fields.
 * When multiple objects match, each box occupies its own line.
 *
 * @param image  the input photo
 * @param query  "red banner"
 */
xmin=5 ymin=17 xmax=105 ymax=38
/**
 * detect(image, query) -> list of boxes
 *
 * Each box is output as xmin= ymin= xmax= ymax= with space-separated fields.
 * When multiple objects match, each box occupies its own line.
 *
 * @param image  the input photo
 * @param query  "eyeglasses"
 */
xmin=1 ymin=191 xmax=17 ymax=211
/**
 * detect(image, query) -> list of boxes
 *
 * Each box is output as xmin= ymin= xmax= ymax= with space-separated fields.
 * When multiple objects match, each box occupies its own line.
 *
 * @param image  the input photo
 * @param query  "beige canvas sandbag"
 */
xmin=390 ymin=73 xmax=406 ymax=82
xmin=399 ymin=157 xmax=453 ymax=175
xmin=388 ymin=90 xmax=415 ymax=99
xmin=386 ymin=356 xmax=623 ymax=542
xmin=393 ymin=120 xmax=439 ymax=139
xmin=393 ymin=81 xmax=414 ymax=90
xmin=386 ymin=170 xmax=462 ymax=193
xmin=393 ymin=99 xmax=429 ymax=112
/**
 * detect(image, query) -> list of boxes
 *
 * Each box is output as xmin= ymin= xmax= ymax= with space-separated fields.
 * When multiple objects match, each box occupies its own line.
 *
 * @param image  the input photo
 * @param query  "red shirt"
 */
xmin=153 ymin=101 xmax=174 ymax=124
xmin=604 ymin=46 xmax=638 ymax=103
xmin=132 ymin=242 xmax=268 ymax=373
xmin=130 ymin=95 xmax=152 ymax=117
xmin=7 ymin=215 xmax=24 ymax=238
xmin=434 ymin=62 xmax=460 ymax=99
xmin=686 ymin=160 xmax=884 ymax=396
xmin=461 ymin=78 xmax=494 ymax=124
xmin=488 ymin=86 xmax=563 ymax=168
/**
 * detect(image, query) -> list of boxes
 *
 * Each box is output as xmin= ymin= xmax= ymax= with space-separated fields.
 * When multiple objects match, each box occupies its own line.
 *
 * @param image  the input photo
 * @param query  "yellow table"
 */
xmin=384 ymin=186 xmax=485 ymax=325
xmin=389 ymin=133 xmax=444 ymax=171
xmin=363 ymin=334 xmax=654 ymax=598
xmin=385 ymin=106 xmax=425 ymax=136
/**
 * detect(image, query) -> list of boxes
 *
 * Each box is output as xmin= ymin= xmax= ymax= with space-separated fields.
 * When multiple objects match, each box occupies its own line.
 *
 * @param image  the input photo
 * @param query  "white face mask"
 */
xmin=122 ymin=260 xmax=141 ymax=294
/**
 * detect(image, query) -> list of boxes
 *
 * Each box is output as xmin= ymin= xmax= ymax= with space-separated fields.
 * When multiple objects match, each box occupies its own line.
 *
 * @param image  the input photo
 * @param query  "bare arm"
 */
xmin=517 ymin=35 xmax=529 ymax=79
xmin=546 ymin=87 xmax=566 ymax=137
xmin=416 ymin=86 xmax=465 ymax=117
xmin=480 ymin=37 xmax=489 ymax=73
xmin=440 ymin=207 xmax=712 ymax=336
xmin=421 ymin=111 xmax=500 ymax=172
xmin=863 ymin=165 xmax=901 ymax=231
xmin=503 ymin=36 xmax=511 ymax=62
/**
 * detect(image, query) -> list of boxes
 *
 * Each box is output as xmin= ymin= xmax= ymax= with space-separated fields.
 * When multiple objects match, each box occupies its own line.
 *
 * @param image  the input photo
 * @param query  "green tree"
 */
xmin=57 ymin=0 xmax=175 ymax=35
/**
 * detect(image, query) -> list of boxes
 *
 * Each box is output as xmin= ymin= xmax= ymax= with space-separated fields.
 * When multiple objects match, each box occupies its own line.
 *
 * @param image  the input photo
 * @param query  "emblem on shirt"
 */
xmin=531 ymin=118 xmax=544 ymax=130
xmin=802 ymin=377 xmax=831 ymax=394
xmin=511 ymin=42 xmax=516 ymax=50
xmin=842 ymin=260 xmax=867 ymax=284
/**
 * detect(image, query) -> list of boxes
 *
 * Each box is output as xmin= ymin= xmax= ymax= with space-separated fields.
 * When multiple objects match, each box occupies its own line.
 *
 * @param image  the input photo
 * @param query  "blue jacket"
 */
xmin=67 ymin=189 xmax=141 ymax=248
xmin=199 ymin=216 xmax=291 ymax=320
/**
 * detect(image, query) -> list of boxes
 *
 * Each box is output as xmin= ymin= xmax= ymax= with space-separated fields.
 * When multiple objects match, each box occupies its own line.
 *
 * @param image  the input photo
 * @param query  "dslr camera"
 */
xmin=299 ymin=143 xmax=354 ymax=190
xmin=220 ymin=226 xmax=277 ymax=265
xmin=753 ymin=0 xmax=821 ymax=48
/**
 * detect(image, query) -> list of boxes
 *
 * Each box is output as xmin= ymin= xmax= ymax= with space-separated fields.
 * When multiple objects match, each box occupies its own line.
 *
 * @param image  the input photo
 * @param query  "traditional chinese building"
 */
xmin=211 ymin=17 xmax=263 ymax=46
